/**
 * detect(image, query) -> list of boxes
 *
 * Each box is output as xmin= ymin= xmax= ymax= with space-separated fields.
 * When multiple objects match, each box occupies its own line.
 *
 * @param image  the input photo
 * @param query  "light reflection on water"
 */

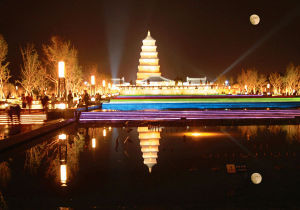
xmin=0 ymin=124 xmax=300 ymax=208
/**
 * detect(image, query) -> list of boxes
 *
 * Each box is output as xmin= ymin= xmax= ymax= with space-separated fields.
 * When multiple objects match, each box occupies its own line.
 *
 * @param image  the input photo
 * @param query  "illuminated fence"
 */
xmin=0 ymin=114 xmax=47 ymax=125
xmin=79 ymin=110 xmax=300 ymax=122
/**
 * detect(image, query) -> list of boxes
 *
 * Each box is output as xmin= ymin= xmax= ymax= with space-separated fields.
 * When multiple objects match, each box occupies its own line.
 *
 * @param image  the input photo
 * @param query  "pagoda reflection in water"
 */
xmin=138 ymin=127 xmax=162 ymax=173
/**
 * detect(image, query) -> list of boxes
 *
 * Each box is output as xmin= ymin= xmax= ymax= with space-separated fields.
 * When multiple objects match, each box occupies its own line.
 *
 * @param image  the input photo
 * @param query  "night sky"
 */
xmin=0 ymin=0 xmax=300 ymax=82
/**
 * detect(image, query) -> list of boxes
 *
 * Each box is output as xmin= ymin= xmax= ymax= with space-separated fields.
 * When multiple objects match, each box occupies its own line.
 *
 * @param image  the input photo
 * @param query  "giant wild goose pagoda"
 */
xmin=112 ymin=30 xmax=221 ymax=95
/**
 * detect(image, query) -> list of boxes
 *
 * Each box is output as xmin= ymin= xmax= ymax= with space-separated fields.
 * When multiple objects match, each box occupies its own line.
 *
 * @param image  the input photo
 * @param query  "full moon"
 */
xmin=250 ymin=14 xmax=260 ymax=25
xmin=251 ymin=173 xmax=262 ymax=184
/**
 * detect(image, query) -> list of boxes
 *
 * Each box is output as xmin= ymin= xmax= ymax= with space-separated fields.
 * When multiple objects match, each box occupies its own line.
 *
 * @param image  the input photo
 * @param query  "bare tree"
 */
xmin=82 ymin=64 xmax=111 ymax=93
xmin=43 ymin=36 xmax=83 ymax=93
xmin=237 ymin=69 xmax=247 ymax=93
xmin=246 ymin=69 xmax=258 ymax=94
xmin=237 ymin=69 xmax=259 ymax=93
xmin=35 ymin=66 xmax=50 ymax=95
xmin=284 ymin=63 xmax=300 ymax=95
xmin=215 ymin=75 xmax=226 ymax=87
xmin=66 ymin=64 xmax=83 ymax=93
xmin=19 ymin=44 xmax=40 ymax=95
xmin=269 ymin=72 xmax=283 ymax=95
xmin=257 ymin=74 xmax=267 ymax=95
xmin=0 ymin=35 xmax=10 ymax=99
xmin=229 ymin=76 xmax=235 ymax=87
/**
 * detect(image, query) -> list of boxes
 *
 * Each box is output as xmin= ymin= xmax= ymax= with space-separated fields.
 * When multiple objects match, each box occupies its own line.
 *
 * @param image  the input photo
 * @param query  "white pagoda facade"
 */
xmin=136 ymin=31 xmax=161 ymax=85
xmin=138 ymin=127 xmax=161 ymax=173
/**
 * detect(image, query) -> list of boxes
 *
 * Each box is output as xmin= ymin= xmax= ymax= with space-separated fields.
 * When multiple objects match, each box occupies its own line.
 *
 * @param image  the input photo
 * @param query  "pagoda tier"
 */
xmin=136 ymin=31 xmax=161 ymax=85
xmin=138 ymin=127 xmax=161 ymax=173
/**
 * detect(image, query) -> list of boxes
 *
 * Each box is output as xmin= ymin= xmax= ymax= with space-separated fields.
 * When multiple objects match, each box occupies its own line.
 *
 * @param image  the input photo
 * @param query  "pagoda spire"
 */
xmin=138 ymin=127 xmax=161 ymax=173
xmin=136 ymin=31 xmax=161 ymax=85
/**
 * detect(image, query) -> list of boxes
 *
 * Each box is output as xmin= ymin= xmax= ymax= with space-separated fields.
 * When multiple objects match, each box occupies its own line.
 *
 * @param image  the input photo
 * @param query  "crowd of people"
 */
xmin=17 ymin=90 xmax=103 ymax=112
xmin=5 ymin=90 xmax=105 ymax=124
xmin=6 ymin=90 xmax=104 ymax=124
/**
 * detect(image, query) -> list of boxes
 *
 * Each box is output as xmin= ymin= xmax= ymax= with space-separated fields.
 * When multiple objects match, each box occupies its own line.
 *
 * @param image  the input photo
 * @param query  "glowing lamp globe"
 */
xmin=250 ymin=14 xmax=260 ymax=25
xmin=59 ymin=134 xmax=67 ymax=140
xmin=92 ymin=138 xmax=96 ymax=148
xmin=58 ymin=61 xmax=65 ymax=78
xmin=60 ymin=164 xmax=67 ymax=186
xmin=251 ymin=172 xmax=262 ymax=184
xmin=91 ymin=75 xmax=95 ymax=85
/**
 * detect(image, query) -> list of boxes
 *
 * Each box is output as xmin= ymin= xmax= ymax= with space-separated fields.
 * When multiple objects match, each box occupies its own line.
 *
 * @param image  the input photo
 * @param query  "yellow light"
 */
xmin=108 ymin=126 xmax=112 ymax=131
xmin=191 ymin=132 xmax=202 ymax=137
xmin=91 ymin=75 xmax=95 ymax=85
xmin=139 ymin=132 xmax=160 ymax=139
xmin=57 ymin=103 xmax=66 ymax=109
xmin=102 ymin=80 xmax=106 ymax=87
xmin=58 ymin=61 xmax=65 ymax=78
xmin=103 ymin=128 xmax=106 ymax=137
xmin=140 ymin=139 xmax=160 ymax=145
xmin=108 ymin=83 xmax=111 ymax=89
xmin=92 ymin=138 xmax=96 ymax=148
xmin=184 ymin=132 xmax=223 ymax=138
xmin=60 ymin=164 xmax=67 ymax=186
xmin=59 ymin=134 xmax=67 ymax=140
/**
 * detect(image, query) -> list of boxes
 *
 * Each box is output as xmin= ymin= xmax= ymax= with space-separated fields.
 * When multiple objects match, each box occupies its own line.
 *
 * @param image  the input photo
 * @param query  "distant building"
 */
xmin=111 ymin=77 xmax=130 ymax=86
xmin=139 ymin=75 xmax=175 ymax=86
xmin=183 ymin=76 xmax=207 ymax=86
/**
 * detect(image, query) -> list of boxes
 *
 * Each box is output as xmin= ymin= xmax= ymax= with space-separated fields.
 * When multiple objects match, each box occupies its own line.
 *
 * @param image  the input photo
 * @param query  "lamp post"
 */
xmin=59 ymin=133 xmax=67 ymax=186
xmin=103 ymin=128 xmax=107 ymax=137
xmin=58 ymin=61 xmax=66 ymax=101
xmin=91 ymin=75 xmax=96 ymax=96
xmin=102 ymin=80 xmax=106 ymax=94
xmin=267 ymin=83 xmax=270 ymax=95
xmin=108 ymin=83 xmax=111 ymax=94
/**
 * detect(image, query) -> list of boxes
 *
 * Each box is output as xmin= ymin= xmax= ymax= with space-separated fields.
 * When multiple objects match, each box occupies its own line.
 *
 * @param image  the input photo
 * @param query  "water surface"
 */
xmin=0 ymin=124 xmax=300 ymax=208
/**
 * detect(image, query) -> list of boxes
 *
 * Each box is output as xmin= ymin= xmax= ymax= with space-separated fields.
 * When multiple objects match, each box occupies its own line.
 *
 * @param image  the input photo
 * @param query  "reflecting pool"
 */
xmin=1 ymin=124 xmax=300 ymax=208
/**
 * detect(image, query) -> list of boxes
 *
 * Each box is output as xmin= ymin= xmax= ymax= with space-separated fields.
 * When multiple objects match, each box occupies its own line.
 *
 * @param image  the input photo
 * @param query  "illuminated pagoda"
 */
xmin=136 ymin=31 xmax=161 ymax=85
xmin=138 ymin=127 xmax=161 ymax=173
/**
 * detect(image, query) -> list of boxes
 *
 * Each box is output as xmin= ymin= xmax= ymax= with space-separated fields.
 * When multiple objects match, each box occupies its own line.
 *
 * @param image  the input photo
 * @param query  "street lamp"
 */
xmin=102 ymin=80 xmax=106 ymax=94
xmin=58 ymin=61 xmax=66 ymax=101
xmin=91 ymin=75 xmax=96 ymax=95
